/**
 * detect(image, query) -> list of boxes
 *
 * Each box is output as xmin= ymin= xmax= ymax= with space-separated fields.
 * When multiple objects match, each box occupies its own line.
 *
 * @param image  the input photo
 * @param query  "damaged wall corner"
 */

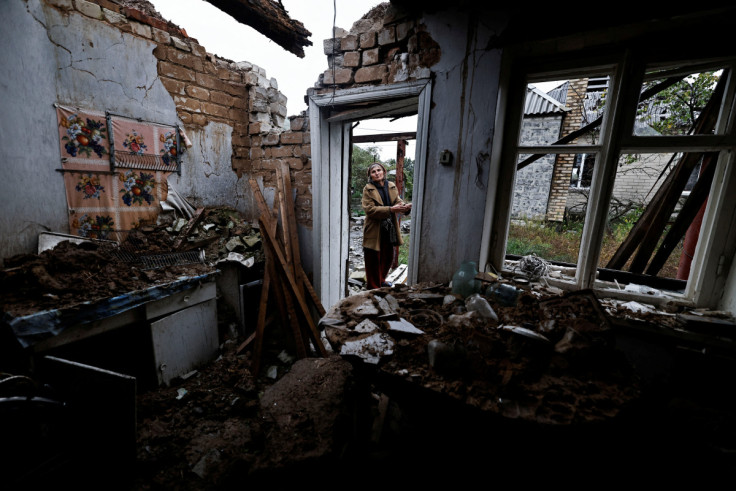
xmin=0 ymin=0 xmax=316 ymax=278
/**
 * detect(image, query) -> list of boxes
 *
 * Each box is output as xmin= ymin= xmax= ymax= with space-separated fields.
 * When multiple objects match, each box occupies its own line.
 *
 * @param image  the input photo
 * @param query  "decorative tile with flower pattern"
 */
xmin=59 ymin=112 xmax=108 ymax=159
xmin=120 ymin=170 xmax=156 ymax=206
xmin=75 ymin=173 xmax=106 ymax=200
xmin=73 ymin=214 xmax=115 ymax=239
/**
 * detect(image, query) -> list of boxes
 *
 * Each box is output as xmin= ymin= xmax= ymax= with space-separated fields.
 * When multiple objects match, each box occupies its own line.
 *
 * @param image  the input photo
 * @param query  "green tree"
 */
xmin=638 ymin=71 xmax=719 ymax=135
xmin=350 ymin=145 xmax=382 ymax=214
xmin=384 ymin=156 xmax=414 ymax=202
xmin=350 ymin=146 xmax=415 ymax=214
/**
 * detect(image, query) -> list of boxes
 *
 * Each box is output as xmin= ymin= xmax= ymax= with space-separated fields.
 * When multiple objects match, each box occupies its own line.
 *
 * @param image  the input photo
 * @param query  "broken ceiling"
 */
xmin=123 ymin=0 xmax=312 ymax=57
xmin=201 ymin=0 xmax=312 ymax=57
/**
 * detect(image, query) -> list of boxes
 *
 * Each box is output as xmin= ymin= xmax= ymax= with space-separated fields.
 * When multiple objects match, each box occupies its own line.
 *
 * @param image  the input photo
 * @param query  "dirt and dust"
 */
xmin=130 ymin=339 xmax=360 ymax=489
xmin=322 ymin=284 xmax=641 ymax=426
xmin=0 ymin=207 xmax=263 ymax=317
xmin=3 ymin=206 xmax=735 ymax=488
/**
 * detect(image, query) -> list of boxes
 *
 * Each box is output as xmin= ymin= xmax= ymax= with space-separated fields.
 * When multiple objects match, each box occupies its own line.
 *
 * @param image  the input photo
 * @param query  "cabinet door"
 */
xmin=151 ymin=299 xmax=218 ymax=386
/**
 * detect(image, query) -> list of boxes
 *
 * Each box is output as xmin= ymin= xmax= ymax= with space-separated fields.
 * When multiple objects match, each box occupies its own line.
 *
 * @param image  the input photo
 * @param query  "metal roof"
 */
xmin=524 ymin=85 xmax=568 ymax=116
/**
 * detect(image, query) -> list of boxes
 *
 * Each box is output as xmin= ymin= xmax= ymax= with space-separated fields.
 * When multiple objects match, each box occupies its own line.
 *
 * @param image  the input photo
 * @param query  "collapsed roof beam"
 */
xmin=352 ymin=132 xmax=417 ymax=143
xmin=205 ymin=0 xmax=312 ymax=57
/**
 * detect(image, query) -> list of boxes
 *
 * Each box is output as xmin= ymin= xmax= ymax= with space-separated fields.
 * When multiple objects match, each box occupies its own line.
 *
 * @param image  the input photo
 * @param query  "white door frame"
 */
xmin=308 ymin=79 xmax=432 ymax=310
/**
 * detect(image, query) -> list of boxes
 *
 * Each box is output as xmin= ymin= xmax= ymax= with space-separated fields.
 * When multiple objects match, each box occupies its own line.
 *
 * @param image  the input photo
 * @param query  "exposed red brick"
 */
xmin=195 ymin=72 xmax=224 ymax=91
xmin=97 ymin=0 xmax=120 ymax=14
xmin=186 ymin=85 xmax=210 ymax=101
xmin=175 ymin=96 xmax=202 ymax=113
xmin=159 ymin=61 xmax=196 ymax=82
xmin=191 ymin=113 xmax=207 ymax=126
xmin=160 ymin=76 xmax=186 ymax=95
xmin=280 ymin=132 xmax=303 ymax=144
xmin=201 ymin=101 xmax=229 ymax=118
xmin=262 ymin=133 xmax=280 ymax=146
xmin=211 ymin=91 xmax=235 ymax=107
xmin=286 ymin=157 xmax=304 ymax=170
xmin=271 ymin=146 xmax=294 ymax=158
xmin=227 ymin=108 xmax=247 ymax=122
xmin=122 ymin=7 xmax=169 ymax=32
xmin=355 ymin=65 xmax=388 ymax=83
xmin=290 ymin=117 xmax=306 ymax=131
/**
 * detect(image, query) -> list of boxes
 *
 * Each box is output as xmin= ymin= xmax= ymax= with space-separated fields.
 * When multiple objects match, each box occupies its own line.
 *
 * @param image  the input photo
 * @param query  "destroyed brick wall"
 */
xmin=0 ymin=0 xmax=314 ymax=264
xmin=121 ymin=1 xmax=313 ymax=227
xmin=310 ymin=2 xmax=436 ymax=94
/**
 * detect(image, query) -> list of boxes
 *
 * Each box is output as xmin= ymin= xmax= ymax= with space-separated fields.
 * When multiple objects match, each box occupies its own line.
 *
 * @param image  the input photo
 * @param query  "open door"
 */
xmin=308 ymin=80 xmax=432 ymax=310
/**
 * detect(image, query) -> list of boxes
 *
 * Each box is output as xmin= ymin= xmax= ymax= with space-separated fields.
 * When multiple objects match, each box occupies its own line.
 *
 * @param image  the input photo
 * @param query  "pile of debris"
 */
xmin=0 ymin=206 xmax=264 ymax=316
xmin=321 ymin=282 xmax=641 ymax=426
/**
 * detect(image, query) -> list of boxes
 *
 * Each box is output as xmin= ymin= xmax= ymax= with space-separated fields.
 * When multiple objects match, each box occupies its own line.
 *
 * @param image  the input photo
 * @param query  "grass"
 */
xmin=507 ymin=214 xmax=684 ymax=279
xmin=398 ymin=234 xmax=410 ymax=265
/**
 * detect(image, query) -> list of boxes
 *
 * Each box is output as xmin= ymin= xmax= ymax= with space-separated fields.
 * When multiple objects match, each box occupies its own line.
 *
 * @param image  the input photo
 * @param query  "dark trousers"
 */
xmin=364 ymin=230 xmax=394 ymax=289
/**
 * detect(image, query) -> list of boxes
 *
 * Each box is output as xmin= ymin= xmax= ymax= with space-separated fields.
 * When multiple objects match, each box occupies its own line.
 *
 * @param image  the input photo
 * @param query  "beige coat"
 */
xmin=361 ymin=180 xmax=405 ymax=251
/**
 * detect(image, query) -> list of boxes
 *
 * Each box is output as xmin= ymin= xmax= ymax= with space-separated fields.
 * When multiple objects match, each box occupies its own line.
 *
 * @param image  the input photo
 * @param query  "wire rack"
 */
xmin=102 ymin=230 xmax=205 ymax=270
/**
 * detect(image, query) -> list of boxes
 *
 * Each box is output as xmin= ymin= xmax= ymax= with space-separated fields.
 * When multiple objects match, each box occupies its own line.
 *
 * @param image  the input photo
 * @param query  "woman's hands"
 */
xmin=390 ymin=202 xmax=412 ymax=213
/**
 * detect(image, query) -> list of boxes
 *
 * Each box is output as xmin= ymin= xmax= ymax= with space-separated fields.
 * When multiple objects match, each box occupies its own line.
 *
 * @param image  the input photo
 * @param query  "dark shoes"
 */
xmin=381 ymin=281 xmax=393 ymax=287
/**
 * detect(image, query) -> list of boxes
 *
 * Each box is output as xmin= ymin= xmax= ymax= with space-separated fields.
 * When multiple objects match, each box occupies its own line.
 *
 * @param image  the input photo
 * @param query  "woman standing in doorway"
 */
xmin=361 ymin=162 xmax=411 ymax=289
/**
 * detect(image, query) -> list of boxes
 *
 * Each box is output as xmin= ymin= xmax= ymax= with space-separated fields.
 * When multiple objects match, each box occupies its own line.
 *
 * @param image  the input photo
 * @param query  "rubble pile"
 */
xmin=0 ymin=206 xmax=264 ymax=316
xmin=321 ymin=283 xmax=641 ymax=425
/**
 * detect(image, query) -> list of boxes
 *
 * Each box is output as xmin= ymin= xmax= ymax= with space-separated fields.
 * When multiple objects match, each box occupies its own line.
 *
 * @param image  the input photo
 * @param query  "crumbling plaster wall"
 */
xmin=1 ymin=0 xmax=81 ymax=262
xmin=310 ymin=4 xmax=508 ymax=281
xmin=0 ymin=0 xmax=313 ymax=269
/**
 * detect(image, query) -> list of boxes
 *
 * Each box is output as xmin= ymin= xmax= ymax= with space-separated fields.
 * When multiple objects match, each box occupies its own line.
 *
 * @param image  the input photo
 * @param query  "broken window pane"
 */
xmin=596 ymin=151 xmax=714 ymax=285
xmin=569 ymin=153 xmax=595 ymax=189
xmin=635 ymin=68 xmax=724 ymax=137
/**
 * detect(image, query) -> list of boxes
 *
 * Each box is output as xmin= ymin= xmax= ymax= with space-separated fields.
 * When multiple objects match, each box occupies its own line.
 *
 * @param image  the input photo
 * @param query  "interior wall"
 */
xmin=0 ymin=0 xmax=77 ymax=261
xmin=414 ymin=10 xmax=507 ymax=281
xmin=0 ymin=0 xmax=311 ymax=272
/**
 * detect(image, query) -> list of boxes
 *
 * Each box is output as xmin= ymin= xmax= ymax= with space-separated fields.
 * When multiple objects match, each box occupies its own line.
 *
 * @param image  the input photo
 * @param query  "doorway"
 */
xmin=308 ymin=80 xmax=432 ymax=309
xmin=348 ymin=117 xmax=417 ymax=294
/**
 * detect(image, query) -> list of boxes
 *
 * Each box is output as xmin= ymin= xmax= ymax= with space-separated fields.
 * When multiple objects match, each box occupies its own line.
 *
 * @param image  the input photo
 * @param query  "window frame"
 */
xmin=482 ymin=51 xmax=736 ymax=308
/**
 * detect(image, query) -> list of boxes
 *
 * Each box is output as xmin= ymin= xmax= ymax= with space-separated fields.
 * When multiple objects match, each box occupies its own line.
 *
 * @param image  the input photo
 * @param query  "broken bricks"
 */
xmin=321 ymin=290 xmax=424 ymax=365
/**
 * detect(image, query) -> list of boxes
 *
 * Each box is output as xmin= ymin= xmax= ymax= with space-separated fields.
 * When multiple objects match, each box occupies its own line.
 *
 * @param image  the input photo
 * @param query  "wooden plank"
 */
xmin=278 ymin=161 xmax=302 ymax=270
xmin=250 ymin=176 xmax=323 ymax=315
xmin=241 ymin=264 xmax=270 ymax=367
xmin=297 ymin=267 xmax=326 ymax=317
xmin=243 ymin=179 xmax=277 ymax=368
xmin=270 ymin=167 xmax=308 ymax=358
xmin=248 ymin=178 xmax=277 ymax=231
xmin=352 ymin=132 xmax=417 ymax=143
xmin=259 ymin=217 xmax=328 ymax=357
xmin=607 ymin=75 xmax=725 ymax=271
xmin=645 ymin=153 xmax=716 ymax=276
xmin=246 ymin=177 xmax=322 ymax=363
xmin=236 ymin=331 xmax=256 ymax=354
xmin=279 ymin=276 xmax=308 ymax=359
xmin=275 ymin=165 xmax=296 ymax=280
xmin=173 ymin=207 xmax=205 ymax=250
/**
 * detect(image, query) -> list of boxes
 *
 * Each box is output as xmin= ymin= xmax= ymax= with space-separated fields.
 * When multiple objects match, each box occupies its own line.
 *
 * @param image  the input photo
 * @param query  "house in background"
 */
xmin=513 ymin=77 xmax=681 ymax=222
xmin=511 ymin=84 xmax=568 ymax=220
